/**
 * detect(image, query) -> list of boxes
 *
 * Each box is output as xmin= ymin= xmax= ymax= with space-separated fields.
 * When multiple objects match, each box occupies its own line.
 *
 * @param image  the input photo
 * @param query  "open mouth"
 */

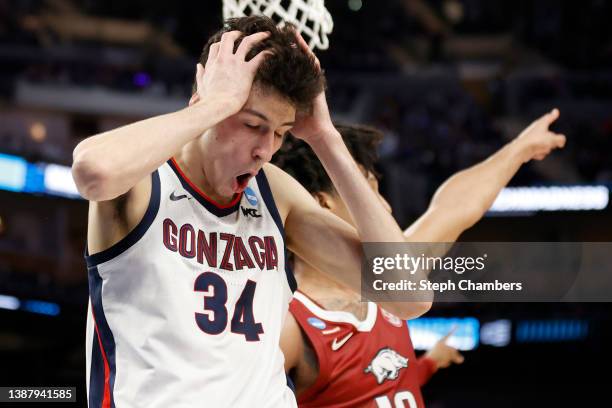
xmin=233 ymin=172 xmax=253 ymax=193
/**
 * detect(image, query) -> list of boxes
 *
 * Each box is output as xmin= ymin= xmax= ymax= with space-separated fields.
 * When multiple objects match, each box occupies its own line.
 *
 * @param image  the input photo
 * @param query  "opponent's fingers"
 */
xmin=219 ymin=30 xmax=242 ymax=55
xmin=247 ymin=49 xmax=274 ymax=70
xmin=533 ymin=153 xmax=547 ymax=161
xmin=236 ymin=31 xmax=271 ymax=58
xmin=554 ymin=134 xmax=567 ymax=148
xmin=452 ymin=351 xmax=465 ymax=364
xmin=541 ymin=108 xmax=560 ymax=127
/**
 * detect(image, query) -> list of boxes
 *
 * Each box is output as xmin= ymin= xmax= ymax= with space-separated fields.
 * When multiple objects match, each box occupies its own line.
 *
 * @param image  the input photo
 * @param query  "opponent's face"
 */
xmin=200 ymin=85 xmax=296 ymax=199
xmin=320 ymin=167 xmax=392 ymax=227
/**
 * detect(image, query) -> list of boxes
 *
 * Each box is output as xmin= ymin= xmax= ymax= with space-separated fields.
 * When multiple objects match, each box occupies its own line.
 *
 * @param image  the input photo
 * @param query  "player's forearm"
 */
xmin=429 ymin=139 xmax=530 ymax=228
xmin=72 ymin=99 xmax=230 ymax=201
xmin=310 ymin=132 xmax=405 ymax=242
xmin=310 ymin=132 xmax=432 ymax=318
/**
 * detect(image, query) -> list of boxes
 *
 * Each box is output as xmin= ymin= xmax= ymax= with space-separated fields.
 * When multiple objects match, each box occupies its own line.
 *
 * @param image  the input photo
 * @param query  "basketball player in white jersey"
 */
xmin=71 ymin=16 xmax=431 ymax=408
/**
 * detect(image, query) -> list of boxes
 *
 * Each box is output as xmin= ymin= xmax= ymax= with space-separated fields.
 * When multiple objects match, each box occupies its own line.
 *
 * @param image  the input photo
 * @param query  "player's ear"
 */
xmin=313 ymin=191 xmax=334 ymax=210
xmin=188 ymin=92 xmax=200 ymax=106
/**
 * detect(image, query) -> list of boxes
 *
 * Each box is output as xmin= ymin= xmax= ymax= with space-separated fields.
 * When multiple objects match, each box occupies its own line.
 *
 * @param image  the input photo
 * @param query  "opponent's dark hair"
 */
xmin=272 ymin=124 xmax=383 ymax=194
xmin=194 ymin=16 xmax=325 ymax=110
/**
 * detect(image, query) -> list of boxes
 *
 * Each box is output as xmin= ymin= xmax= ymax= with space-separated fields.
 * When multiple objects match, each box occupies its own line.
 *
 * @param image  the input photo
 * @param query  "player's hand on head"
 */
xmin=294 ymin=30 xmax=322 ymax=71
xmin=289 ymin=31 xmax=336 ymax=145
xmin=195 ymin=30 xmax=273 ymax=115
xmin=515 ymin=108 xmax=567 ymax=162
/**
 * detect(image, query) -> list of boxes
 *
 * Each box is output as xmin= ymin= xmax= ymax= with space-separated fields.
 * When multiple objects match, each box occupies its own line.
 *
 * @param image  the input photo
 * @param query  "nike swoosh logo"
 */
xmin=169 ymin=191 xmax=190 ymax=201
xmin=331 ymin=332 xmax=353 ymax=351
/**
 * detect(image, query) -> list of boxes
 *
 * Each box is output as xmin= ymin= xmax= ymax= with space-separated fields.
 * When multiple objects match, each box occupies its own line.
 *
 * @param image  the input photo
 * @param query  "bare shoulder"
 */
xmin=87 ymin=174 xmax=152 ymax=255
xmin=261 ymin=162 xmax=314 ymax=226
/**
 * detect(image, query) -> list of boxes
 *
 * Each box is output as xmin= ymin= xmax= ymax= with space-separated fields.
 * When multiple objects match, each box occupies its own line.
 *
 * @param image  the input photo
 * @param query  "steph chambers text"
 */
xmin=372 ymin=279 xmax=523 ymax=292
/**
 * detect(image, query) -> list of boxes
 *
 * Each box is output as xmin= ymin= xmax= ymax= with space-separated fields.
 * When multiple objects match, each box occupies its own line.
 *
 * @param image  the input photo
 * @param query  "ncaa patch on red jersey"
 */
xmin=307 ymin=317 xmax=326 ymax=330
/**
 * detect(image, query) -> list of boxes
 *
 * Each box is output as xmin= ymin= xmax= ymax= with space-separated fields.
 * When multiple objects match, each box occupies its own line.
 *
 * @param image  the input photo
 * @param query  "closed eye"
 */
xmin=276 ymin=129 xmax=292 ymax=140
xmin=245 ymin=124 xmax=260 ymax=130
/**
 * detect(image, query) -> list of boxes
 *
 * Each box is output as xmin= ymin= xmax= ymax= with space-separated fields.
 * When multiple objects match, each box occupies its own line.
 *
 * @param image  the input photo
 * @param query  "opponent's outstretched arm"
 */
xmin=72 ymin=31 xmax=270 ymax=201
xmin=404 ymin=109 xmax=566 ymax=242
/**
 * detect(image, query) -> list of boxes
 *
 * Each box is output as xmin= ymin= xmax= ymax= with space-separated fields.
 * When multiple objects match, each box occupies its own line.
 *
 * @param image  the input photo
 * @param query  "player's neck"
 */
xmin=294 ymin=256 xmax=369 ymax=320
xmin=174 ymin=141 xmax=234 ymax=206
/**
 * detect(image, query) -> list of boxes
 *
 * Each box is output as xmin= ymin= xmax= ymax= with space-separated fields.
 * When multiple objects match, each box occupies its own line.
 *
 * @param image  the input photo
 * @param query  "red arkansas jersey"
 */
xmin=290 ymin=291 xmax=436 ymax=408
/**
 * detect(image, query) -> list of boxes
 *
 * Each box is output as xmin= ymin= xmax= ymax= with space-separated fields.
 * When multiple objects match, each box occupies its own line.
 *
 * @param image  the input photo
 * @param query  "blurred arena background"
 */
xmin=1 ymin=0 xmax=611 ymax=406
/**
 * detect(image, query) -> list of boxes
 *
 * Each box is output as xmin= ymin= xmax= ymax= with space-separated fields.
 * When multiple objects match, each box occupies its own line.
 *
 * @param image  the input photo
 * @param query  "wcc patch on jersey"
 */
xmin=364 ymin=347 xmax=409 ymax=384
xmin=242 ymin=186 xmax=262 ymax=218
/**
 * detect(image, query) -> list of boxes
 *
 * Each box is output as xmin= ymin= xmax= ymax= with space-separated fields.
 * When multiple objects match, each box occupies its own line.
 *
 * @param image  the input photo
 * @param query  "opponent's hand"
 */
xmin=514 ymin=108 xmax=567 ymax=162
xmin=424 ymin=328 xmax=464 ymax=369
xmin=194 ymin=31 xmax=272 ymax=116
xmin=289 ymin=31 xmax=337 ymax=145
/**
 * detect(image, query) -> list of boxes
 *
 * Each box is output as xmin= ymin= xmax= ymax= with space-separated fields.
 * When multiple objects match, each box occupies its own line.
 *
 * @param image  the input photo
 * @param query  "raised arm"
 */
xmin=274 ymin=34 xmax=432 ymax=319
xmin=290 ymin=32 xmax=418 ymax=248
xmin=404 ymin=109 xmax=566 ymax=242
xmin=71 ymin=31 xmax=271 ymax=201
xmin=267 ymin=161 xmax=430 ymax=320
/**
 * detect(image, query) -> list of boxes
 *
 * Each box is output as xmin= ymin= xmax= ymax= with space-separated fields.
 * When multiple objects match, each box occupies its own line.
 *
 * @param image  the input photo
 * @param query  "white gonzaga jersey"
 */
xmin=85 ymin=158 xmax=297 ymax=408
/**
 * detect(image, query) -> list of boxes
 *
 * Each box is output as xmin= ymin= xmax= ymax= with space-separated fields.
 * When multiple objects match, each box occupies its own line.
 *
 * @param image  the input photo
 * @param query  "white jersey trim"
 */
xmin=293 ymin=291 xmax=377 ymax=332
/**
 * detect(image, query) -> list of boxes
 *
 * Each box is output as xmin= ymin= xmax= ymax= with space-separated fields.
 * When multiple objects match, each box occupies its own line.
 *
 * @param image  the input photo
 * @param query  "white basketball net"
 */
xmin=222 ymin=0 xmax=333 ymax=50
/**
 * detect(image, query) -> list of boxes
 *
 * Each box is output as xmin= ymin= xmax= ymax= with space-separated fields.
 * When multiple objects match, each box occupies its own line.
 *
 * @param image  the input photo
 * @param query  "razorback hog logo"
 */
xmin=364 ymin=347 xmax=408 ymax=384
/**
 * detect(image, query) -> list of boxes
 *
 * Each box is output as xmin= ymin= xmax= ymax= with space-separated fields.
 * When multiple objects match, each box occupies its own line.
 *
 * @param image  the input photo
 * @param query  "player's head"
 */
xmin=195 ymin=16 xmax=324 ymax=110
xmin=190 ymin=16 xmax=325 ymax=199
xmin=273 ymin=124 xmax=391 ymax=225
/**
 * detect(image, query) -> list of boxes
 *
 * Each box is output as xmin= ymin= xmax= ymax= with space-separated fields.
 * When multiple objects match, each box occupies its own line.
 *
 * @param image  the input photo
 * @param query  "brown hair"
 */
xmin=273 ymin=124 xmax=384 ymax=194
xmin=195 ymin=16 xmax=325 ymax=110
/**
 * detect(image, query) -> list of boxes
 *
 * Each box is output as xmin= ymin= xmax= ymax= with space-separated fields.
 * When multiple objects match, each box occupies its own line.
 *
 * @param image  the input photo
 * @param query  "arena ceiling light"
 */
xmin=0 ymin=294 xmax=20 ymax=311
xmin=0 ymin=153 xmax=80 ymax=199
xmin=489 ymin=185 xmax=610 ymax=213
xmin=407 ymin=317 xmax=480 ymax=351
xmin=0 ymin=153 xmax=27 ymax=192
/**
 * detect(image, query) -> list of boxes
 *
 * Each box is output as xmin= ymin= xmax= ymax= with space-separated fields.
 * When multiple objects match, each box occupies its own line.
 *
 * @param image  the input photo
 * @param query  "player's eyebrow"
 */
xmin=242 ymin=108 xmax=294 ymax=126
